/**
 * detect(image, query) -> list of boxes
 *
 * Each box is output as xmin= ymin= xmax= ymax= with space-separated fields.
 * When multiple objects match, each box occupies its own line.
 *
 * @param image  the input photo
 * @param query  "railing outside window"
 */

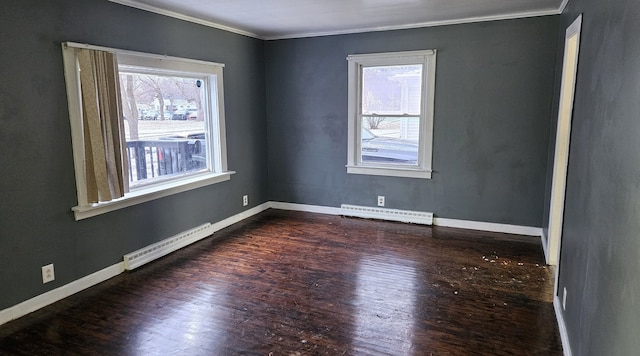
xmin=126 ymin=139 xmax=206 ymax=184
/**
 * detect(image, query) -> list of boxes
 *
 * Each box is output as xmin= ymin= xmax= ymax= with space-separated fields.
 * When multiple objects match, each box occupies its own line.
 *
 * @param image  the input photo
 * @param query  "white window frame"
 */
xmin=62 ymin=42 xmax=234 ymax=220
xmin=346 ymin=50 xmax=436 ymax=179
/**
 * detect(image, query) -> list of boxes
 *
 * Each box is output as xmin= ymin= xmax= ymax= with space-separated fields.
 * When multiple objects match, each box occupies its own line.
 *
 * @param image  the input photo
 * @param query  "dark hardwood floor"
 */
xmin=0 ymin=210 xmax=562 ymax=355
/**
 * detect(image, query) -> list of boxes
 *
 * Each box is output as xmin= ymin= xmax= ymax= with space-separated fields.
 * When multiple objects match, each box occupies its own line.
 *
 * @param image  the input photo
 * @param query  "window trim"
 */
xmin=71 ymin=172 xmax=233 ymax=220
xmin=346 ymin=50 xmax=436 ymax=179
xmin=62 ymin=42 xmax=233 ymax=220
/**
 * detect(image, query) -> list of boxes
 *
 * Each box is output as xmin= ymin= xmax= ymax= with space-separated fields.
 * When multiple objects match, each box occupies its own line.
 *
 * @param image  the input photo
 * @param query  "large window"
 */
xmin=62 ymin=43 xmax=232 ymax=220
xmin=346 ymin=50 xmax=436 ymax=179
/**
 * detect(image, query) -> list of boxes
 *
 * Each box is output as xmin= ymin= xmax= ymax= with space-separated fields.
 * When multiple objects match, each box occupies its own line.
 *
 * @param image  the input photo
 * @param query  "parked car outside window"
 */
xmin=172 ymin=110 xmax=189 ymax=120
xmin=361 ymin=128 xmax=418 ymax=164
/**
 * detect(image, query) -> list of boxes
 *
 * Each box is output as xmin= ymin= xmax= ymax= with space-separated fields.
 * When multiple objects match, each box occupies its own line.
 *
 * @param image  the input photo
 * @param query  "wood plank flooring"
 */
xmin=0 ymin=209 xmax=562 ymax=355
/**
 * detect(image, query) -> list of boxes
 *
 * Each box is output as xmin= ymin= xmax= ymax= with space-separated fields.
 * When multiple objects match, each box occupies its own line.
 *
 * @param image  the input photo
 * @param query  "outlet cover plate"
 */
xmin=42 ymin=264 xmax=55 ymax=284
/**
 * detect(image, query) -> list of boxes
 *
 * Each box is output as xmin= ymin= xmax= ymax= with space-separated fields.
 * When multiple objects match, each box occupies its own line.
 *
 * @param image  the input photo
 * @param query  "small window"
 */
xmin=346 ymin=50 xmax=436 ymax=179
xmin=62 ymin=43 xmax=232 ymax=220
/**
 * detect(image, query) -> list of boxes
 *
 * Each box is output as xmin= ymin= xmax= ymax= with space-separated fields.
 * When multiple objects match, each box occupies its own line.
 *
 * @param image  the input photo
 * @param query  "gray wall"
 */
xmin=265 ymin=17 xmax=559 ymax=227
xmin=551 ymin=0 xmax=640 ymax=354
xmin=0 ymin=0 xmax=267 ymax=310
xmin=5 ymin=0 xmax=638 ymax=351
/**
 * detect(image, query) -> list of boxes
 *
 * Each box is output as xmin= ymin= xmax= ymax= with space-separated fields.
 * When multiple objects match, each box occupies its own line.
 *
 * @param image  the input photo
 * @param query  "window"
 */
xmin=346 ymin=50 xmax=436 ymax=179
xmin=62 ymin=43 xmax=232 ymax=220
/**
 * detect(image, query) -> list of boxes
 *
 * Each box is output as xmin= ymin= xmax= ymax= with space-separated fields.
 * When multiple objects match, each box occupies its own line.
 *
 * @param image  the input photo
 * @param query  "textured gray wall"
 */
xmin=265 ymin=17 xmax=559 ymax=227
xmin=552 ymin=0 xmax=640 ymax=354
xmin=0 ymin=0 xmax=267 ymax=310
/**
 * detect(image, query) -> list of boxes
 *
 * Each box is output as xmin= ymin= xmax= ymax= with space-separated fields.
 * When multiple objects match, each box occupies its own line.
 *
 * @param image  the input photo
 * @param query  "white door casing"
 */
xmin=547 ymin=14 xmax=582 ymax=272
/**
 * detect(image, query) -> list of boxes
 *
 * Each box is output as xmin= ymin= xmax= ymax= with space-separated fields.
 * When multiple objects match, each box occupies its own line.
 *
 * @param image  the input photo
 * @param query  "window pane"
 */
xmin=361 ymin=116 xmax=419 ymax=165
xmin=362 ymin=65 xmax=422 ymax=115
xmin=119 ymin=72 xmax=209 ymax=187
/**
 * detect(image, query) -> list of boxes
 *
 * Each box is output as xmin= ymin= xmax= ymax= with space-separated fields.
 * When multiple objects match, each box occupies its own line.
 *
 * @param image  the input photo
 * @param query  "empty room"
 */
xmin=1 ymin=0 xmax=638 ymax=355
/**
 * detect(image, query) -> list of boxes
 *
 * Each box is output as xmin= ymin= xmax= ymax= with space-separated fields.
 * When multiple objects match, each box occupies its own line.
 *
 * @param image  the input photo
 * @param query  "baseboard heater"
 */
xmin=340 ymin=204 xmax=433 ymax=225
xmin=123 ymin=223 xmax=215 ymax=270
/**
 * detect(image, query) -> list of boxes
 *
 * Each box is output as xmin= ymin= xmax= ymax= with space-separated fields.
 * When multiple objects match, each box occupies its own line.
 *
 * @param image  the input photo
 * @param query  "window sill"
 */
xmin=72 ymin=171 xmax=235 ymax=220
xmin=346 ymin=165 xmax=432 ymax=179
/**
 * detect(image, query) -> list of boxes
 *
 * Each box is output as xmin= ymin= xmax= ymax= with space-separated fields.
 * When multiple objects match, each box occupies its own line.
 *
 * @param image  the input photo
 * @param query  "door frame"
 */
xmin=546 ymin=14 xmax=582 ymax=275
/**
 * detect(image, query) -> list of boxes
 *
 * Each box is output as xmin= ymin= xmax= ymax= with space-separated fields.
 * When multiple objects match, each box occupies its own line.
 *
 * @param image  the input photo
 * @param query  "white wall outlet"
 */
xmin=377 ymin=196 xmax=385 ymax=207
xmin=562 ymin=287 xmax=567 ymax=310
xmin=42 ymin=264 xmax=55 ymax=284
xmin=243 ymin=195 xmax=248 ymax=206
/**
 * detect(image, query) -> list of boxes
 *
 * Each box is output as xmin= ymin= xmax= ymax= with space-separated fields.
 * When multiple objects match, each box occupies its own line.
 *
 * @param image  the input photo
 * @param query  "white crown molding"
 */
xmin=558 ymin=0 xmax=571 ymax=13
xmin=265 ymin=9 xmax=562 ymax=40
xmin=108 ymin=0 xmax=260 ymax=39
xmin=109 ymin=0 xmax=564 ymax=41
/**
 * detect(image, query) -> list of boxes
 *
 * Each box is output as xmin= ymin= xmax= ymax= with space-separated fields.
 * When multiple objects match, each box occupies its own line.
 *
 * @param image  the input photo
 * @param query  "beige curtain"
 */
xmin=78 ymin=49 xmax=129 ymax=203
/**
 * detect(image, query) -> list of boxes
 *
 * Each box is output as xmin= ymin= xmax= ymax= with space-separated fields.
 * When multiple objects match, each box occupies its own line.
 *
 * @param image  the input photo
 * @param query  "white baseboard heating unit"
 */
xmin=123 ymin=223 xmax=215 ymax=270
xmin=340 ymin=204 xmax=433 ymax=225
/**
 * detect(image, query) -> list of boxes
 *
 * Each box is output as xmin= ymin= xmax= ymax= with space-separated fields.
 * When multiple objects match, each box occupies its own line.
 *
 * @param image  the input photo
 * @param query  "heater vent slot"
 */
xmin=340 ymin=204 xmax=433 ymax=225
xmin=124 ymin=223 xmax=214 ymax=270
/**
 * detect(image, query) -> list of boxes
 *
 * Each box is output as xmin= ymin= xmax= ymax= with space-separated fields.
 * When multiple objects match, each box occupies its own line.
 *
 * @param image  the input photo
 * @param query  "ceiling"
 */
xmin=110 ymin=0 xmax=567 ymax=40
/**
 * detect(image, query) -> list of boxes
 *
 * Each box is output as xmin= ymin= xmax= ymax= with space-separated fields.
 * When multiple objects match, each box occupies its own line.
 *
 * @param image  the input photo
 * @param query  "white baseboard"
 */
xmin=433 ymin=217 xmax=542 ymax=237
xmin=124 ymin=202 xmax=271 ymax=270
xmin=211 ymin=202 xmax=271 ymax=231
xmin=0 ymin=202 xmax=271 ymax=327
xmin=0 ymin=262 xmax=124 ymax=326
xmin=1 ymin=201 xmax=544 ymax=327
xmin=541 ymin=229 xmax=550 ymax=263
xmin=269 ymin=201 xmax=342 ymax=215
xmin=554 ymin=295 xmax=573 ymax=356
xmin=269 ymin=202 xmax=541 ymax=237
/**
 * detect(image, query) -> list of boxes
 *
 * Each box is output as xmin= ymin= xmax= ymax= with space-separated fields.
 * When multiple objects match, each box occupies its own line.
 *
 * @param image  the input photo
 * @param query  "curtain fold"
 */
xmin=78 ymin=49 xmax=129 ymax=203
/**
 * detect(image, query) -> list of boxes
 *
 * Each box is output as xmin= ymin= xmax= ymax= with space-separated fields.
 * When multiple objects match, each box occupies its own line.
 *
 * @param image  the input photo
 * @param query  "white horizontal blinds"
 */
xmin=77 ymin=49 xmax=129 ymax=203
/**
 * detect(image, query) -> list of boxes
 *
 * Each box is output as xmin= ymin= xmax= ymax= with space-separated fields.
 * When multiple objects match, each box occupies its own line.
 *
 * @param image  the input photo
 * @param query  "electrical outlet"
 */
xmin=562 ymin=287 xmax=567 ymax=310
xmin=42 ymin=264 xmax=55 ymax=284
xmin=377 ymin=196 xmax=385 ymax=207
xmin=243 ymin=195 xmax=248 ymax=206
